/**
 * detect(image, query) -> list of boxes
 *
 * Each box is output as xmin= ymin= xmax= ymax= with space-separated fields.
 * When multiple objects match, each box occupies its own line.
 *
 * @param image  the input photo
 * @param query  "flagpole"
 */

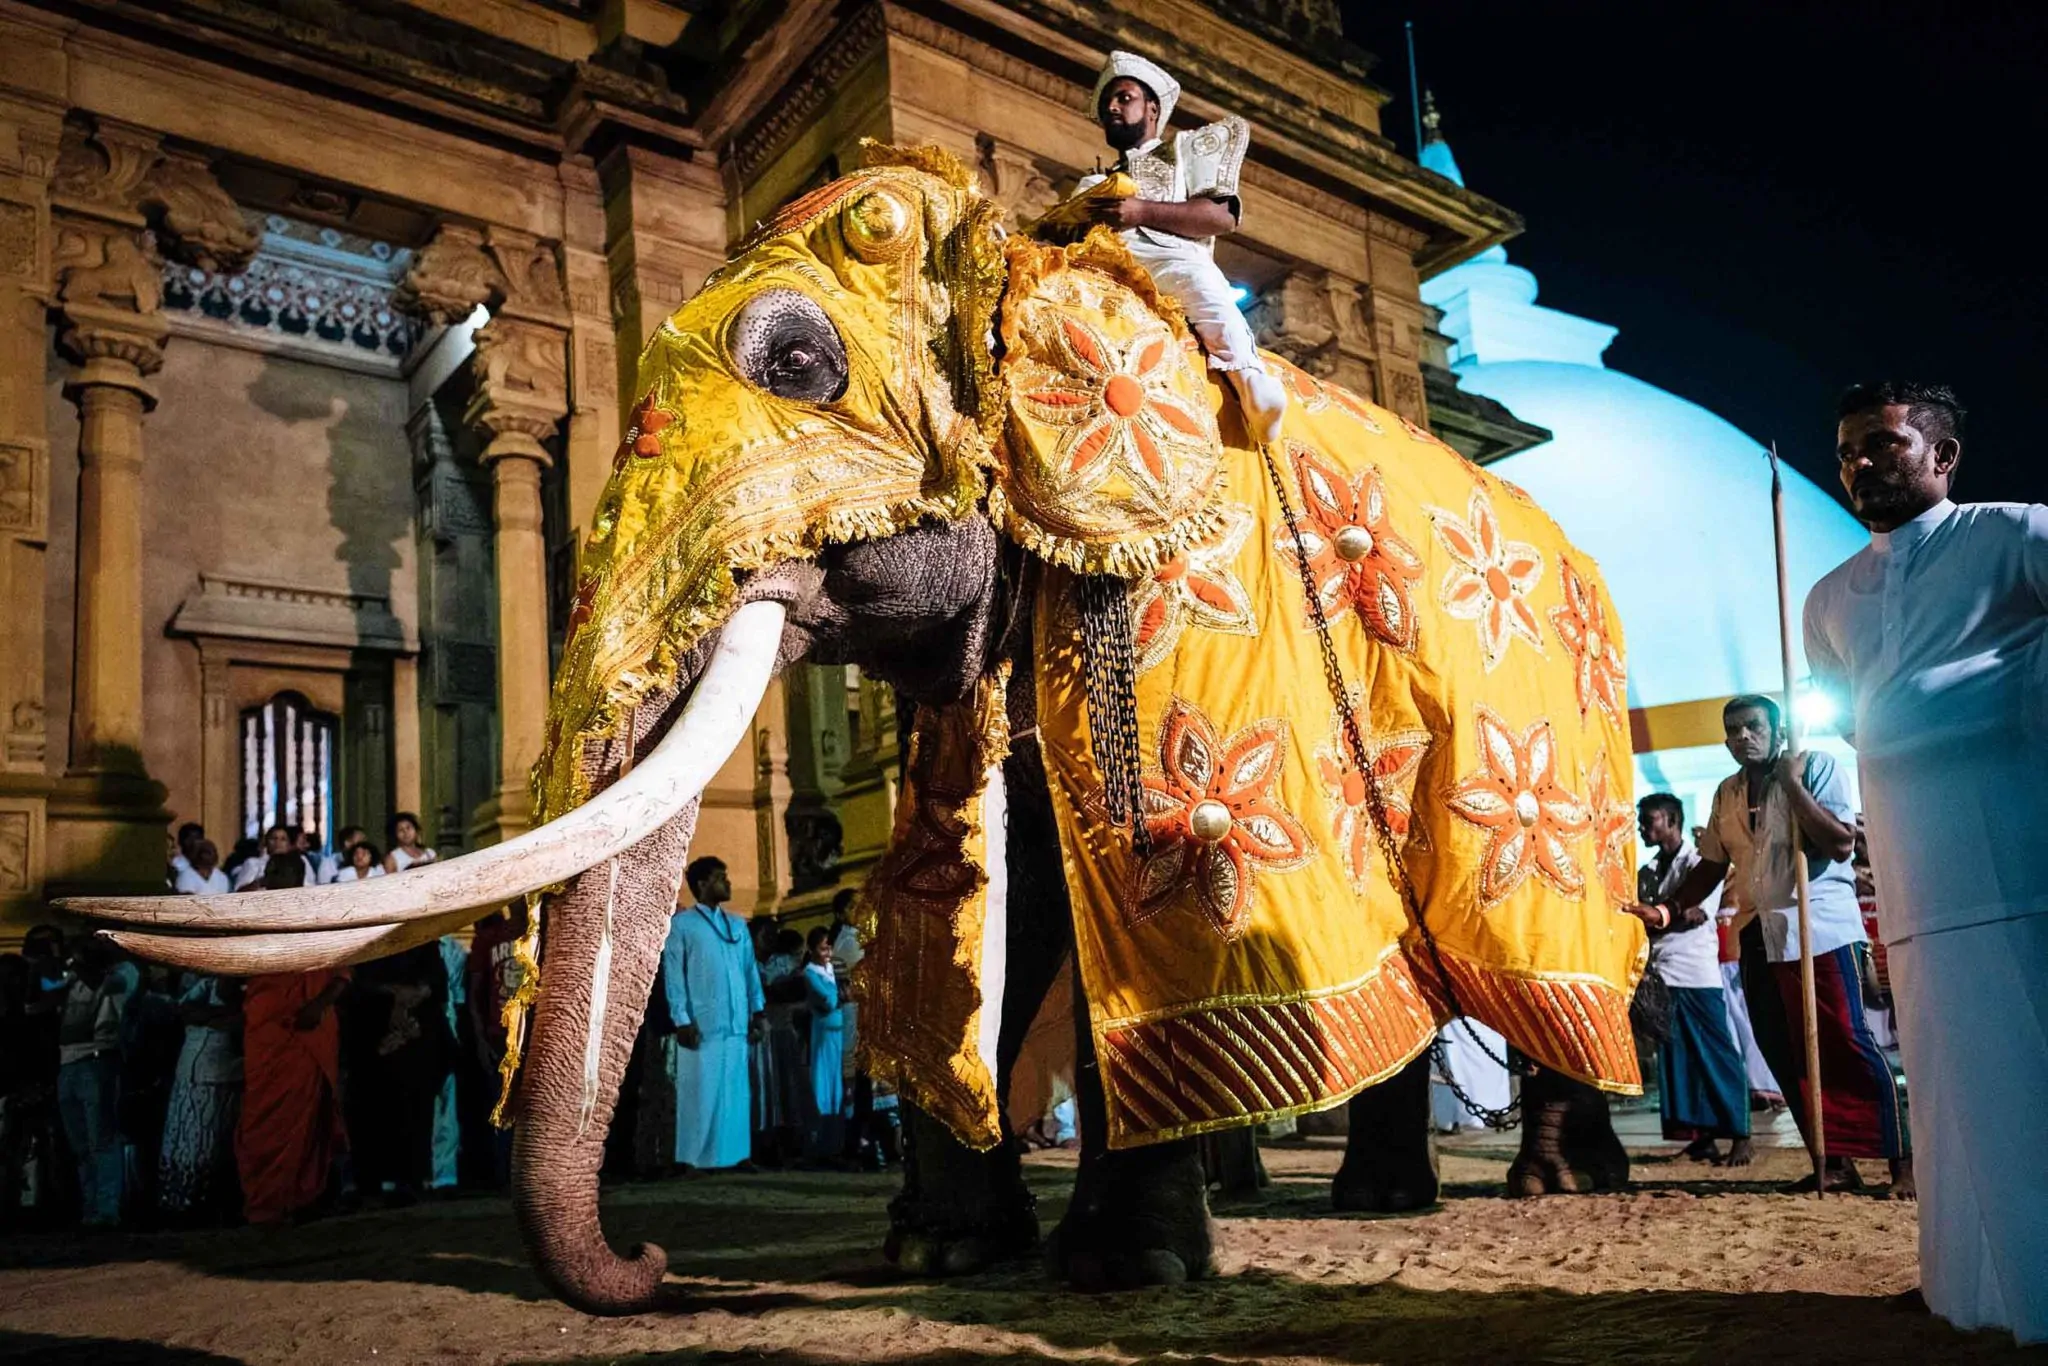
xmin=1769 ymin=441 xmax=1827 ymax=1195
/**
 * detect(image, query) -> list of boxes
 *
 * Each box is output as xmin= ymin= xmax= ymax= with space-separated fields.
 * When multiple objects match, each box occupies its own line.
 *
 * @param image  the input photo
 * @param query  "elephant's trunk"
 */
xmin=512 ymin=800 xmax=698 ymax=1315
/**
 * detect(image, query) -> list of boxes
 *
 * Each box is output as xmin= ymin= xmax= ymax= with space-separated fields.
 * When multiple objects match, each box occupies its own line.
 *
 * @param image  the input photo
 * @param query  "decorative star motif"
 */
xmin=1315 ymin=707 xmax=1432 ymax=894
xmin=1428 ymin=485 xmax=1545 ymax=671
xmin=1445 ymin=706 xmax=1591 ymax=904
xmin=1551 ymin=556 xmax=1628 ymax=728
xmin=1275 ymin=442 xmax=1425 ymax=649
xmin=1585 ymin=753 xmax=1636 ymax=906
xmin=1017 ymin=313 xmax=1215 ymax=496
xmin=1129 ymin=504 xmax=1257 ymax=674
xmin=1115 ymin=698 xmax=1314 ymax=941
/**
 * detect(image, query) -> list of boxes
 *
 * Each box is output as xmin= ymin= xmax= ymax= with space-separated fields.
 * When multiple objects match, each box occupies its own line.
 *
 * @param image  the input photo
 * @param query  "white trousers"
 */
xmin=1121 ymin=235 xmax=1266 ymax=376
xmin=1888 ymin=913 xmax=2048 ymax=1343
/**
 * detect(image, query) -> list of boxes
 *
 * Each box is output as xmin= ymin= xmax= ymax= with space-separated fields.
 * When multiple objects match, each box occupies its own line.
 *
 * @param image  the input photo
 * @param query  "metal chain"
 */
xmin=1077 ymin=572 xmax=1152 ymax=858
xmin=1261 ymin=445 xmax=1522 ymax=1129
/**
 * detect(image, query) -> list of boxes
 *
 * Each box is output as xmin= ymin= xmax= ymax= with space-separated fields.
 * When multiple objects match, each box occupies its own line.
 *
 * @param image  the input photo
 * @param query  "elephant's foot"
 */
xmin=1049 ymin=1138 xmax=1214 ymax=1291
xmin=883 ymin=1102 xmax=1038 ymax=1278
xmin=1332 ymin=1053 xmax=1439 ymax=1214
xmin=1506 ymin=1066 xmax=1628 ymax=1197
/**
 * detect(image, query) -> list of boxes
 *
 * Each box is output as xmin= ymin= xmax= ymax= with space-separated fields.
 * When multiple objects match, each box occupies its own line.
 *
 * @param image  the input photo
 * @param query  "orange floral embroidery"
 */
xmin=1277 ymin=443 xmax=1425 ymax=649
xmin=1428 ymin=486 xmax=1544 ymax=671
xmin=1129 ymin=504 xmax=1256 ymax=674
xmin=1123 ymin=699 xmax=1314 ymax=941
xmin=1017 ymin=314 xmax=1214 ymax=492
xmin=1315 ymin=708 xmax=1432 ymax=894
xmin=614 ymin=393 xmax=678 ymax=470
xmin=1445 ymin=706 xmax=1591 ymax=904
xmin=1551 ymin=557 xmax=1627 ymax=727
xmin=1586 ymin=754 xmax=1636 ymax=906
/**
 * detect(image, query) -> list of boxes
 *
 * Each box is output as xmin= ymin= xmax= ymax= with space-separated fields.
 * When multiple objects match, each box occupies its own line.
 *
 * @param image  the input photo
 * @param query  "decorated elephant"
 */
xmin=66 ymin=145 xmax=1646 ymax=1315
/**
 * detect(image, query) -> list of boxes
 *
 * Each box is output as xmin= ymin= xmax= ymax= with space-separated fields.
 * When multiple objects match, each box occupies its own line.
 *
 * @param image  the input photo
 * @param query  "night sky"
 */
xmin=1342 ymin=1 xmax=2043 ymax=511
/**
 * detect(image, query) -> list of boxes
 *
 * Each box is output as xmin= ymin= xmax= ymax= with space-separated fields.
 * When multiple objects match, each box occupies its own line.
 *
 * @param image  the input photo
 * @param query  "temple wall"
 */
xmin=42 ymin=335 xmax=415 ymax=842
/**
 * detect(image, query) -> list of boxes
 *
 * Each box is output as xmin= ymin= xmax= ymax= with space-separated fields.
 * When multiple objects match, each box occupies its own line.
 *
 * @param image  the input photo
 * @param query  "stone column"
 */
xmin=0 ymin=89 xmax=62 ymax=933
xmin=59 ymin=299 xmax=164 ymax=775
xmin=465 ymin=315 xmax=568 ymax=847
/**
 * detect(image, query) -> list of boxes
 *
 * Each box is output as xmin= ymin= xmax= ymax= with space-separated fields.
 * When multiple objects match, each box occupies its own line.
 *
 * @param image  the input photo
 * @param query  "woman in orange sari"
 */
xmin=234 ymin=858 xmax=349 ymax=1225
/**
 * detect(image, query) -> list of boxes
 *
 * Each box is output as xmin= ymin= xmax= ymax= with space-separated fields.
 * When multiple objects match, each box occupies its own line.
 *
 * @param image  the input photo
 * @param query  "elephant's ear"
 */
xmin=989 ymin=233 xmax=1229 ymax=578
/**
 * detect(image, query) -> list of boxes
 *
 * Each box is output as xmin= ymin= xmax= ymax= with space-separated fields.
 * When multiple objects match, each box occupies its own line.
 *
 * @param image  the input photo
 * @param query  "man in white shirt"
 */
xmin=661 ymin=857 xmax=764 ymax=1171
xmin=1804 ymin=381 xmax=2048 ymax=1342
xmin=1648 ymin=695 xmax=1908 ymax=1195
xmin=1626 ymin=794 xmax=1752 ymax=1166
xmin=1073 ymin=51 xmax=1289 ymax=442
xmin=173 ymin=839 xmax=231 ymax=895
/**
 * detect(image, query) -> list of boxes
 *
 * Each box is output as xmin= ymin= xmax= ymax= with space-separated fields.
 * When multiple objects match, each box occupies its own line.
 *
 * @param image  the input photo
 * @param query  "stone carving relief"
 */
xmin=0 ymin=202 xmax=36 ymax=280
xmin=1388 ymin=368 xmax=1426 ymax=424
xmin=141 ymin=150 xmax=260 ymax=274
xmin=6 ymin=701 xmax=45 ymax=773
xmin=1248 ymin=271 xmax=1341 ymax=377
xmin=0 ymin=809 xmax=29 ymax=892
xmin=396 ymin=223 xmax=509 ymax=324
xmin=50 ymin=119 xmax=159 ymax=219
xmin=467 ymin=317 xmax=569 ymax=451
xmin=976 ymin=134 xmax=1060 ymax=223
xmin=0 ymin=440 xmax=43 ymax=537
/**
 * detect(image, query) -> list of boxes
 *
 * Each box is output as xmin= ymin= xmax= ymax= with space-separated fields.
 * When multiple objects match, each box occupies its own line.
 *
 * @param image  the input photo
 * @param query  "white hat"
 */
xmin=1091 ymin=50 xmax=1180 ymax=132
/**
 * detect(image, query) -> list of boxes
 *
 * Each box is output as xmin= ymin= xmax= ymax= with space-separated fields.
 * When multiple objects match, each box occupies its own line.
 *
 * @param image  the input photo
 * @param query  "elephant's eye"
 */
xmin=730 ymin=288 xmax=849 ymax=403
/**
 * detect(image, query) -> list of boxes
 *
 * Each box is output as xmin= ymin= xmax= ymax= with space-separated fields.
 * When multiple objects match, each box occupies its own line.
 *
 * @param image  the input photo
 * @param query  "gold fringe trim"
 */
xmin=854 ymin=667 xmax=1013 ymax=1151
xmin=985 ymin=483 xmax=1232 ymax=581
xmin=859 ymin=138 xmax=981 ymax=192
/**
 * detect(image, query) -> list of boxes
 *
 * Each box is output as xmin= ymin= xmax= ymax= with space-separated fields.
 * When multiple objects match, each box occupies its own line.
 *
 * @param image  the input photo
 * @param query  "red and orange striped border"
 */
xmin=1411 ymin=945 xmax=1643 ymax=1095
xmin=1097 ymin=951 xmax=1439 ymax=1146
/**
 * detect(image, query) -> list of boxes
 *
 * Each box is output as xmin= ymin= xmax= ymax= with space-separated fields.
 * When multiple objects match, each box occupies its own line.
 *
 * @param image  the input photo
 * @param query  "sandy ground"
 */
xmin=0 ymin=1138 xmax=2039 ymax=1366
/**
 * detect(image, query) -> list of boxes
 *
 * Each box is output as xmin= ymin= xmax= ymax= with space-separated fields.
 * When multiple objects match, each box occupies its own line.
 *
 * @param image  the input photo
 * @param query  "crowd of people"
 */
xmin=0 ymin=835 xmax=885 ymax=1235
xmin=0 ymin=814 xmax=528 ymax=1231
xmin=608 ymin=863 xmax=887 ymax=1181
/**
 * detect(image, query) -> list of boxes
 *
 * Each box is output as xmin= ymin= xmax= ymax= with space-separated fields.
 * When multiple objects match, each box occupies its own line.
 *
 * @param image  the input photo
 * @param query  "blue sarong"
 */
xmin=1660 ymin=985 xmax=1751 ymax=1141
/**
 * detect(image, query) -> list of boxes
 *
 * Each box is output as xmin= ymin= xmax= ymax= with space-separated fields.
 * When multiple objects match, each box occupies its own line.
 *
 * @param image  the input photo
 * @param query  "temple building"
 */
xmin=1417 ymin=105 xmax=1869 ymax=826
xmin=0 ymin=0 xmax=1528 ymax=938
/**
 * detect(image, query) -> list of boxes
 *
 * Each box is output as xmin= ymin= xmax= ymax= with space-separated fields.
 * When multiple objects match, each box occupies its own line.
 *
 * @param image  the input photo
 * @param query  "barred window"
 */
xmin=241 ymin=692 xmax=337 ymax=844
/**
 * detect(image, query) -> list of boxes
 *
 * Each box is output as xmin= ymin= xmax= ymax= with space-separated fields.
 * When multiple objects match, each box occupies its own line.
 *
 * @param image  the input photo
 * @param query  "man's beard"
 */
xmin=1850 ymin=473 xmax=1923 ymax=527
xmin=1103 ymin=119 xmax=1147 ymax=152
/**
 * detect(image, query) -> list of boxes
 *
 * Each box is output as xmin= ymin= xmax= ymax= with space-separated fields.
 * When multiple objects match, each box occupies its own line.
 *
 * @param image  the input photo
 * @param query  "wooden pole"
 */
xmin=1769 ymin=442 xmax=1827 ymax=1195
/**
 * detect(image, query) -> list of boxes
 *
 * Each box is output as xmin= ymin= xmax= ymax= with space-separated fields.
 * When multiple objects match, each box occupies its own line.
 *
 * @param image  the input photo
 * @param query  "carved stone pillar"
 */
xmin=39 ymin=116 xmax=252 ymax=895
xmin=466 ymin=315 xmax=567 ymax=848
xmin=50 ymin=118 xmax=167 ymax=778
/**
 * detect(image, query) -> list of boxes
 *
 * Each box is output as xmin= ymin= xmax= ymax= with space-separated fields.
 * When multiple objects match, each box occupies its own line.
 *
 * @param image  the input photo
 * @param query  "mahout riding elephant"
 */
xmin=67 ymin=146 xmax=1646 ymax=1314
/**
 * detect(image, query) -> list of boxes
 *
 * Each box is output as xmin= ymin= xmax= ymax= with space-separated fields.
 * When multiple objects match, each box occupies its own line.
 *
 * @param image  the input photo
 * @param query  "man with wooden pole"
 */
xmin=1770 ymin=442 xmax=1829 ymax=1195
xmin=1639 ymin=463 xmax=1907 ymax=1193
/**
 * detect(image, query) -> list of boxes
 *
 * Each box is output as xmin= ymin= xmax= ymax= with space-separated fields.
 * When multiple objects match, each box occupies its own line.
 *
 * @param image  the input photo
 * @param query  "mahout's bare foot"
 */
xmin=1678 ymin=1137 xmax=1721 ymax=1163
xmin=1779 ymin=1159 xmax=1864 ymax=1194
xmin=1885 ymin=1158 xmax=1917 ymax=1201
xmin=1716 ymin=1137 xmax=1755 ymax=1168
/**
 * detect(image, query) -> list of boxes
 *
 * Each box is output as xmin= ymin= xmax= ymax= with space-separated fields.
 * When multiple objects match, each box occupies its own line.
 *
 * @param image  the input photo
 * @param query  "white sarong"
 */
xmin=1887 ymin=914 xmax=2048 ymax=1344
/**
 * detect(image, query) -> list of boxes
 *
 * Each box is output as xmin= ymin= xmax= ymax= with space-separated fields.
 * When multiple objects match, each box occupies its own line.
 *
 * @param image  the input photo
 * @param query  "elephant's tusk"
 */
xmin=100 ymin=902 xmax=491 ymax=976
xmin=61 ymin=599 xmax=789 ymax=935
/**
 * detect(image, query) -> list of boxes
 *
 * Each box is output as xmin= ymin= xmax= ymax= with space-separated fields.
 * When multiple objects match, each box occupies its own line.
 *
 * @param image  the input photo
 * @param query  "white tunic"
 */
xmin=173 ymin=867 xmax=231 ymax=895
xmin=661 ymin=904 xmax=764 ymax=1168
xmin=1805 ymin=497 xmax=2048 ymax=1343
xmin=1638 ymin=840 xmax=1722 ymax=989
xmin=1074 ymin=126 xmax=1265 ymax=378
xmin=1805 ymin=499 xmax=2048 ymax=942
